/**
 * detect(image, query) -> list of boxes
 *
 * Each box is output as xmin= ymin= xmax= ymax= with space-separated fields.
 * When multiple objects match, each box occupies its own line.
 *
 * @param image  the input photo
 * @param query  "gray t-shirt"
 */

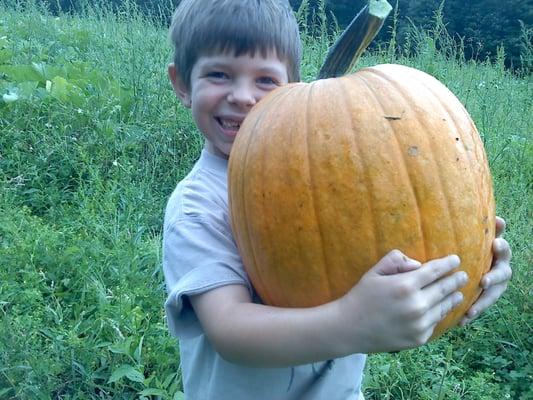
xmin=163 ymin=149 xmax=366 ymax=399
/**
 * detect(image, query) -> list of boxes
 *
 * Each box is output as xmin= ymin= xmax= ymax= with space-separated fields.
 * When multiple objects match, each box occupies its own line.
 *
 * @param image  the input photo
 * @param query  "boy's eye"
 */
xmin=206 ymin=71 xmax=228 ymax=80
xmin=257 ymin=77 xmax=278 ymax=87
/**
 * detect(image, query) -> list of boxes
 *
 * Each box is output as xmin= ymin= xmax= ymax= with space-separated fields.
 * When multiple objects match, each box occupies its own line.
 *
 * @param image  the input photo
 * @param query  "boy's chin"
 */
xmin=205 ymin=141 xmax=232 ymax=159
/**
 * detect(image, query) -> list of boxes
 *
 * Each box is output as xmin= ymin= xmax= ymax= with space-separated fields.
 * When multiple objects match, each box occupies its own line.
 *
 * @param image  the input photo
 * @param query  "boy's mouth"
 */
xmin=216 ymin=117 xmax=242 ymax=134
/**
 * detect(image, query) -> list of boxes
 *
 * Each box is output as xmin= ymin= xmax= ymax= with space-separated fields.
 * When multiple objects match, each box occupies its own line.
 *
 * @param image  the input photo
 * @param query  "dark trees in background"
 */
xmin=293 ymin=0 xmax=532 ymax=69
xmin=397 ymin=0 xmax=532 ymax=68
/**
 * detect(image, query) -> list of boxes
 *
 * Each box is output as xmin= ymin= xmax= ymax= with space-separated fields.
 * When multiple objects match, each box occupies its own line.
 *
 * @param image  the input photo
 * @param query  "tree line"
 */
xmin=292 ymin=0 xmax=532 ymax=70
xmin=26 ymin=0 xmax=533 ymax=70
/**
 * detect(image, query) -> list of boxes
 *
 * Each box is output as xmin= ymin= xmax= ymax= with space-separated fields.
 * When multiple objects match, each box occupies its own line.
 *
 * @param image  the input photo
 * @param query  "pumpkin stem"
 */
xmin=317 ymin=0 xmax=392 ymax=79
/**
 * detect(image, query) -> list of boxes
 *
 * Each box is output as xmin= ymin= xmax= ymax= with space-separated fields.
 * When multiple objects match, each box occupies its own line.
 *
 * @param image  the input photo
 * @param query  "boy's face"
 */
xmin=169 ymin=50 xmax=289 ymax=158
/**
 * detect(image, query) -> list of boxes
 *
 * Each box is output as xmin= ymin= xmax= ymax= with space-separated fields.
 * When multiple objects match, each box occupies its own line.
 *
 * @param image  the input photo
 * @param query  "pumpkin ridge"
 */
xmin=419 ymin=74 xmax=480 ymax=165
xmin=425 ymin=82 xmax=482 ymax=206
xmin=237 ymin=93 xmax=269 ymax=303
xmin=423 ymin=79 xmax=496 ymax=286
xmin=351 ymin=71 xmax=429 ymax=260
xmin=278 ymin=84 xmax=316 ymax=307
xmin=337 ymin=75 xmax=380 ymax=262
xmin=423 ymin=81 xmax=490 ymax=209
xmin=305 ymin=81 xmax=334 ymax=301
xmin=366 ymin=68 xmax=463 ymax=262
xmin=234 ymin=86 xmax=293 ymax=305
xmin=262 ymin=87 xmax=307 ymax=307
xmin=379 ymin=68 xmax=497 ymax=330
xmin=394 ymin=73 xmax=462 ymax=261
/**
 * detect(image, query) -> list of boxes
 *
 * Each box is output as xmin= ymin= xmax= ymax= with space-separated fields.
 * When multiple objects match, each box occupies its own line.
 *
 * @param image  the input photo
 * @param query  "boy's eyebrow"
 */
xmin=198 ymin=59 xmax=286 ymax=77
xmin=255 ymin=66 xmax=286 ymax=76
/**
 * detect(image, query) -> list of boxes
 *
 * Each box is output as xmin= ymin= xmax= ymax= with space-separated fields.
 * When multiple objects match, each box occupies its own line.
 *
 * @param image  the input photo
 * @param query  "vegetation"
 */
xmin=295 ymin=0 xmax=533 ymax=71
xmin=0 ymin=1 xmax=531 ymax=399
xmin=4 ymin=0 xmax=532 ymax=68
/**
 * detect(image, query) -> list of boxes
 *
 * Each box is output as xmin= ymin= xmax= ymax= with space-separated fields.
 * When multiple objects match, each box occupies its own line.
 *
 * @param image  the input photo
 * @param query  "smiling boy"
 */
xmin=162 ymin=1 xmax=512 ymax=399
xmin=168 ymin=51 xmax=289 ymax=158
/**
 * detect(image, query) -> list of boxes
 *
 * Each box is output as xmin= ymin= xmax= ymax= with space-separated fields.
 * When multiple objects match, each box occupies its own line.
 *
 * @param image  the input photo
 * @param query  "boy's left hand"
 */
xmin=460 ymin=216 xmax=512 ymax=326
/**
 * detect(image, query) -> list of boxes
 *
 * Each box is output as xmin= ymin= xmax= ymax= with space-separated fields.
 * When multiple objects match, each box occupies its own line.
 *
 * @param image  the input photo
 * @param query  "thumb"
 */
xmin=370 ymin=249 xmax=422 ymax=276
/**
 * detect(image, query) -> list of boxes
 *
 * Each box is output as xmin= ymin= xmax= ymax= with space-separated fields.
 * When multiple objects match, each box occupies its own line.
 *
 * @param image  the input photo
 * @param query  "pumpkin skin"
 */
xmin=228 ymin=64 xmax=495 ymax=338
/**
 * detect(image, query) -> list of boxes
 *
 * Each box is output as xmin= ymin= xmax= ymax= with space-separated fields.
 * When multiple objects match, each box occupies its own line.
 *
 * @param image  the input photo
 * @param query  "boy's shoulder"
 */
xmin=165 ymin=149 xmax=229 ymax=227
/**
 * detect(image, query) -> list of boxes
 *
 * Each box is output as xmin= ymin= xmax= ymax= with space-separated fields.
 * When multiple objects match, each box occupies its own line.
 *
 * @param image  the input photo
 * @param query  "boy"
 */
xmin=163 ymin=1 xmax=512 ymax=398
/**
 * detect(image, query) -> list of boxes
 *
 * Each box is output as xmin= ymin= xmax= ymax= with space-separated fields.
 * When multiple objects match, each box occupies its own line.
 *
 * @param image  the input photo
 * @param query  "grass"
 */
xmin=0 ymin=1 xmax=531 ymax=399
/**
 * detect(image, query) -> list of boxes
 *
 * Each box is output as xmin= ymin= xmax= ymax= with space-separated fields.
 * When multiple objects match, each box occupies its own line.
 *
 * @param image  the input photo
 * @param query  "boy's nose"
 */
xmin=227 ymin=83 xmax=257 ymax=107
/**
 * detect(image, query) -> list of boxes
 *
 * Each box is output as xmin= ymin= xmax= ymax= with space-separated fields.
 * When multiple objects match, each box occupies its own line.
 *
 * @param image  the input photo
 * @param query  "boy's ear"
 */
xmin=168 ymin=63 xmax=191 ymax=108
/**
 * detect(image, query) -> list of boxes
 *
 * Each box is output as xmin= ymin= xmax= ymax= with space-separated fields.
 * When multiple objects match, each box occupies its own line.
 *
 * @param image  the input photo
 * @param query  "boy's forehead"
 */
xmin=195 ymin=51 xmax=289 ymax=74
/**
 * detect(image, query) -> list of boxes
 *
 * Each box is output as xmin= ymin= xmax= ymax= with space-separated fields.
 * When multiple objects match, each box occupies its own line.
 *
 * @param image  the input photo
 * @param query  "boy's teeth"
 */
xmin=220 ymin=119 xmax=240 ymax=129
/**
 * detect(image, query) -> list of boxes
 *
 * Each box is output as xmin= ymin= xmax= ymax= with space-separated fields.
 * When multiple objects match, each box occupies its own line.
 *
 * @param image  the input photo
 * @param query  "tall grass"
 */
xmin=1 ymin=1 xmax=531 ymax=399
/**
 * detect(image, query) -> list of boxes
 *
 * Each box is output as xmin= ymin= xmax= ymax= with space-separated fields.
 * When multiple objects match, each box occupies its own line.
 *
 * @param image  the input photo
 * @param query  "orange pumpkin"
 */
xmin=228 ymin=64 xmax=495 ymax=338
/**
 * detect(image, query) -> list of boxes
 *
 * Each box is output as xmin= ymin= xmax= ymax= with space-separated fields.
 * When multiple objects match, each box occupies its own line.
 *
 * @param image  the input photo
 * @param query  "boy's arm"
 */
xmin=460 ymin=216 xmax=512 ymax=326
xmin=190 ymin=250 xmax=467 ymax=367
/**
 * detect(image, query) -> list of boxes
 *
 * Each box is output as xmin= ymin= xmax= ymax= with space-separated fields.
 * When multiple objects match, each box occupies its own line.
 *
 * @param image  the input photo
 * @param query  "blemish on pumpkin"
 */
xmin=485 ymin=228 xmax=489 ymax=234
xmin=384 ymin=115 xmax=402 ymax=121
xmin=408 ymin=146 xmax=419 ymax=156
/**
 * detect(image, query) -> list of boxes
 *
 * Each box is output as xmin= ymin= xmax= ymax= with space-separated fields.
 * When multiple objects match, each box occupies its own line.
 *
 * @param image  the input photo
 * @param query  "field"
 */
xmin=0 ymin=1 xmax=531 ymax=399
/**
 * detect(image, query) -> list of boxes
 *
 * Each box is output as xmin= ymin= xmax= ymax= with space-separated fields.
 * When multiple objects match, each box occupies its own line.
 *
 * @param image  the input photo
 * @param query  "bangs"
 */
xmin=194 ymin=10 xmax=291 ymax=61
xmin=170 ymin=0 xmax=301 ymax=87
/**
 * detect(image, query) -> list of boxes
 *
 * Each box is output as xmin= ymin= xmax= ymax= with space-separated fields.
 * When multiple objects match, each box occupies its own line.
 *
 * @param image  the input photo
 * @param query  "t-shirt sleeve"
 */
xmin=163 ymin=215 xmax=251 ymax=338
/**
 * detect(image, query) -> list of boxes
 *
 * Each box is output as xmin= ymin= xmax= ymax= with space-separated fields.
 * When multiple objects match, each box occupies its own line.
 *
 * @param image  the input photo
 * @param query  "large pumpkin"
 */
xmin=228 ymin=64 xmax=495 ymax=338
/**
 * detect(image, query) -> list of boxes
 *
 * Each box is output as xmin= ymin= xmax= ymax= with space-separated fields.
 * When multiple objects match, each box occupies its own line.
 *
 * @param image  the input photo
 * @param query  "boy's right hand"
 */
xmin=337 ymin=250 xmax=467 ymax=353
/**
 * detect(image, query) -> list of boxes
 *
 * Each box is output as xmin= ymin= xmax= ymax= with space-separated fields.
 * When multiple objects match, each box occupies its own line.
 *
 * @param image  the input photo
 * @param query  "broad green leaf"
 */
xmin=0 ymin=65 xmax=43 ymax=83
xmin=31 ymin=62 xmax=47 ymax=80
xmin=108 ymin=364 xmax=145 ymax=384
xmin=109 ymin=337 xmax=134 ymax=355
xmin=49 ymin=76 xmax=85 ymax=107
xmin=16 ymin=81 xmax=39 ymax=98
xmin=50 ymin=76 xmax=69 ymax=100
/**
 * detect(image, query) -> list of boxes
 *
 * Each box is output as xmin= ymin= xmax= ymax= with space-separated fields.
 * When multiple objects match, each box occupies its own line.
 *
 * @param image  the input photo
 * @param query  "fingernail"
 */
xmin=403 ymin=255 xmax=421 ymax=267
xmin=454 ymin=291 xmax=464 ymax=304
xmin=459 ymin=271 xmax=469 ymax=284
xmin=450 ymin=254 xmax=461 ymax=266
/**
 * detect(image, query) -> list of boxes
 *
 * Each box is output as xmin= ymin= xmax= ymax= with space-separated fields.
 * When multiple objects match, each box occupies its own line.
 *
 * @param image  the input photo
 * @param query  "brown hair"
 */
xmin=169 ymin=0 xmax=302 ymax=89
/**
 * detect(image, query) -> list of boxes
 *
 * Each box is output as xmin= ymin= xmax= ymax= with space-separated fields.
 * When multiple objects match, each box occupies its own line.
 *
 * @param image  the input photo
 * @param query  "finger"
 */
xmin=482 ymin=254 xmax=512 ymax=289
xmin=495 ymin=216 xmax=506 ymax=238
xmin=426 ymin=291 xmax=464 ymax=327
xmin=423 ymin=270 xmax=468 ymax=308
xmin=492 ymin=238 xmax=512 ymax=263
xmin=459 ymin=284 xmax=507 ymax=326
xmin=415 ymin=255 xmax=461 ymax=288
xmin=373 ymin=249 xmax=422 ymax=276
